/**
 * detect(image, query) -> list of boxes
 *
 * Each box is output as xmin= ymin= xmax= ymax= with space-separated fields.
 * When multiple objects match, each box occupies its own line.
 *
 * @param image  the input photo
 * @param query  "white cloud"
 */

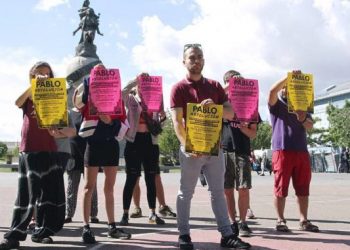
xmin=167 ymin=0 xmax=185 ymax=5
xmin=131 ymin=0 xmax=350 ymax=121
xmin=35 ymin=0 xmax=69 ymax=11
xmin=116 ymin=42 xmax=128 ymax=52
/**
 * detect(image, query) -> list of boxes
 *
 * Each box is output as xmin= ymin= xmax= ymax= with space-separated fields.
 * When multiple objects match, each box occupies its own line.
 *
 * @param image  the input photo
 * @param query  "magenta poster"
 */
xmin=89 ymin=68 xmax=122 ymax=116
xmin=228 ymin=78 xmax=259 ymax=122
xmin=139 ymin=75 xmax=163 ymax=112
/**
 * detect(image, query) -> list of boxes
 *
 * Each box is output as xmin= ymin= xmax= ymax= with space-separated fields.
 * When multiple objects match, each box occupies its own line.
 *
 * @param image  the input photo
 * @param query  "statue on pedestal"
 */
xmin=71 ymin=0 xmax=103 ymax=59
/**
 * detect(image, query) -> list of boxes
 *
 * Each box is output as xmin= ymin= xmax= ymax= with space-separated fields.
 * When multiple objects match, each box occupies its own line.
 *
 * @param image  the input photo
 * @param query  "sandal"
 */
xmin=299 ymin=220 xmax=319 ymax=232
xmin=276 ymin=219 xmax=290 ymax=232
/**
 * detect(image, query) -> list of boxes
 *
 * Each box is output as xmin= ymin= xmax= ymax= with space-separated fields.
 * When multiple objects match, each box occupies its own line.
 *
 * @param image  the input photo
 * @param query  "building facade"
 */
xmin=314 ymin=81 xmax=350 ymax=129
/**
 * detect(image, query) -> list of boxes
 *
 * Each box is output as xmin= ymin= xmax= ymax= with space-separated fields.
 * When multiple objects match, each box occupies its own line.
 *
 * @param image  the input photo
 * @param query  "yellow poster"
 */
xmin=31 ymin=78 xmax=68 ymax=128
xmin=287 ymin=72 xmax=314 ymax=113
xmin=185 ymin=103 xmax=223 ymax=156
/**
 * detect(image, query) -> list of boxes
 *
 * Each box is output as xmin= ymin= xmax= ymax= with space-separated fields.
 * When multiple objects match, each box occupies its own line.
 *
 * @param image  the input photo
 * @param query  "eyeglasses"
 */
xmin=183 ymin=43 xmax=202 ymax=52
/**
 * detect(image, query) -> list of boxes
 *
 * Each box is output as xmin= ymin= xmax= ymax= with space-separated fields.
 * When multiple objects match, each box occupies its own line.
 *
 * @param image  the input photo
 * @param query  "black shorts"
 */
xmin=85 ymin=139 xmax=119 ymax=167
xmin=124 ymin=132 xmax=159 ymax=176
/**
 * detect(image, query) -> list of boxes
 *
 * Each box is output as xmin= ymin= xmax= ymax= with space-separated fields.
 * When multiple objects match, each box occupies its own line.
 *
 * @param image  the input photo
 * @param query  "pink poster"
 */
xmin=139 ymin=75 xmax=163 ymax=112
xmin=228 ymin=78 xmax=259 ymax=122
xmin=89 ymin=68 xmax=122 ymax=116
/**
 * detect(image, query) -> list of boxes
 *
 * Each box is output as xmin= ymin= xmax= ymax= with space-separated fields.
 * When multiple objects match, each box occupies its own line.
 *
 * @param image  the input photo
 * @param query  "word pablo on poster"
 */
xmin=185 ymin=103 xmax=223 ymax=156
xmin=89 ymin=68 xmax=122 ymax=116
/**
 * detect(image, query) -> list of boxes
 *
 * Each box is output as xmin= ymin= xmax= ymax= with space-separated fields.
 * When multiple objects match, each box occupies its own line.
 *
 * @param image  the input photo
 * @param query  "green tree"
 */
xmin=326 ymin=100 xmax=350 ymax=147
xmin=158 ymin=111 xmax=180 ymax=164
xmin=0 ymin=142 xmax=8 ymax=158
xmin=306 ymin=117 xmax=328 ymax=146
xmin=251 ymin=121 xmax=272 ymax=150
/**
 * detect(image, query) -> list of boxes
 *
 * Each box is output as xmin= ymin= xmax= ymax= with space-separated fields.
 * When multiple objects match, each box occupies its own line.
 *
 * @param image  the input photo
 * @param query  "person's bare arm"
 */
xmin=239 ymin=123 xmax=258 ymax=139
xmin=302 ymin=117 xmax=313 ymax=131
xmin=222 ymin=101 xmax=235 ymax=120
xmin=15 ymin=87 xmax=31 ymax=108
xmin=171 ymin=107 xmax=186 ymax=146
xmin=48 ymin=127 xmax=76 ymax=138
xmin=268 ymin=76 xmax=287 ymax=106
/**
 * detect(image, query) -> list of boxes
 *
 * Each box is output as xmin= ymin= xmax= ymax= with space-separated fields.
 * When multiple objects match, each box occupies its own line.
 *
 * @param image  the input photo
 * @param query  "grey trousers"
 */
xmin=176 ymin=147 xmax=233 ymax=237
xmin=65 ymin=170 xmax=98 ymax=218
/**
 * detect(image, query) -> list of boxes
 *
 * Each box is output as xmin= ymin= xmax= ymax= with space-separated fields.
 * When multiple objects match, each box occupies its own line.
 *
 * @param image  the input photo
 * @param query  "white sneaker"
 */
xmin=246 ymin=208 xmax=256 ymax=219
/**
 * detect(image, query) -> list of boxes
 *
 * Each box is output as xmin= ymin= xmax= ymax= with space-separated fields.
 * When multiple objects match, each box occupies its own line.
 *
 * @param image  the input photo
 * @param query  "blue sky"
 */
xmin=1 ymin=0 xmax=350 ymax=141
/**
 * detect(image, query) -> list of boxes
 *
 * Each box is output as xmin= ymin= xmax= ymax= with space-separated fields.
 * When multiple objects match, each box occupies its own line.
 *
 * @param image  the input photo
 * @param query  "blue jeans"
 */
xmin=176 ymin=147 xmax=233 ymax=237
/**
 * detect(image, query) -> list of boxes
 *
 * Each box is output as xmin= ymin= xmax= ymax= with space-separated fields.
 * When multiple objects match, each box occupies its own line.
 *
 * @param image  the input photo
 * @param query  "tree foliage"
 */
xmin=306 ymin=117 xmax=328 ymax=146
xmin=326 ymin=100 xmax=350 ymax=147
xmin=0 ymin=142 xmax=8 ymax=158
xmin=158 ymin=110 xmax=180 ymax=163
xmin=251 ymin=121 xmax=272 ymax=150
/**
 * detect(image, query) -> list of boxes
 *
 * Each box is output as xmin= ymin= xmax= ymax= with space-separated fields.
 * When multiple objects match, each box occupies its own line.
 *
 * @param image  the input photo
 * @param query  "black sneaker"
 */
xmin=178 ymin=234 xmax=194 ymax=250
xmin=108 ymin=227 xmax=131 ymax=239
xmin=64 ymin=217 xmax=72 ymax=224
xmin=159 ymin=205 xmax=177 ymax=217
xmin=90 ymin=217 xmax=100 ymax=223
xmin=239 ymin=222 xmax=252 ymax=237
xmin=82 ymin=225 xmax=96 ymax=244
xmin=0 ymin=238 xmax=20 ymax=250
xmin=231 ymin=221 xmax=239 ymax=237
xmin=149 ymin=213 xmax=165 ymax=225
xmin=119 ymin=213 xmax=129 ymax=226
xmin=31 ymin=235 xmax=53 ymax=244
xmin=220 ymin=234 xmax=251 ymax=249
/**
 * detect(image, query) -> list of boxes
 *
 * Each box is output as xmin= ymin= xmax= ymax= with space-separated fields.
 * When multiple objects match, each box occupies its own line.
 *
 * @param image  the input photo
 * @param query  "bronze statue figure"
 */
xmin=73 ymin=0 xmax=103 ymax=44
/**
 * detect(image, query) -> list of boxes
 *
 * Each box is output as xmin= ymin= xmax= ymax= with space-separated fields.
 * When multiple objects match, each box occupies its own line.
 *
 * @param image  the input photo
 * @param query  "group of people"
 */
xmin=0 ymin=43 xmax=319 ymax=250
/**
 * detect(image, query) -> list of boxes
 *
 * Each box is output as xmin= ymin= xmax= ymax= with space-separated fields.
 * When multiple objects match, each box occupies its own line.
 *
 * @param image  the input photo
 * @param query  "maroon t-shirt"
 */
xmin=19 ymin=99 xmax=57 ymax=152
xmin=170 ymin=77 xmax=227 ymax=121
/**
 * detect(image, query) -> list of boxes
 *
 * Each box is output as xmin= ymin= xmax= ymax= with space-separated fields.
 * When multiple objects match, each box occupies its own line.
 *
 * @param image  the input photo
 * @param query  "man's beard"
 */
xmin=189 ymin=64 xmax=203 ymax=74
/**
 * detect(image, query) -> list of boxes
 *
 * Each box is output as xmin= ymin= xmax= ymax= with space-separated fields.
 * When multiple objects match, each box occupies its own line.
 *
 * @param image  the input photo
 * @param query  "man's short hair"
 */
xmin=183 ymin=43 xmax=202 ymax=58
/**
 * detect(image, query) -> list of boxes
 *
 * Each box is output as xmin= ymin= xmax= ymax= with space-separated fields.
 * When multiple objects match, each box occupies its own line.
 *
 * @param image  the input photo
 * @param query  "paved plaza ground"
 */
xmin=0 ymin=171 xmax=349 ymax=249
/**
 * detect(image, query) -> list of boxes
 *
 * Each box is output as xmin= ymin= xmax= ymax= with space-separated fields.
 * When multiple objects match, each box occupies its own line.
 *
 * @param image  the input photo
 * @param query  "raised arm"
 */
xmin=268 ymin=76 xmax=287 ymax=106
xmin=15 ymin=87 xmax=31 ymax=108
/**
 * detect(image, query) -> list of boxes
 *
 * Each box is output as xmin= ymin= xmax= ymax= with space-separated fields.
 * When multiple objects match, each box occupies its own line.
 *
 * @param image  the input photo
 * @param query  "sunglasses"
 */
xmin=183 ymin=43 xmax=202 ymax=52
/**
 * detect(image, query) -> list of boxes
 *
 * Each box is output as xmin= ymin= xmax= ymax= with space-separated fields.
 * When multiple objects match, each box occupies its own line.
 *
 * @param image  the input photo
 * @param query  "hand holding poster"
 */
xmin=287 ymin=72 xmax=314 ymax=113
xmin=138 ymin=75 xmax=163 ymax=112
xmin=89 ymin=68 xmax=122 ymax=116
xmin=228 ymin=77 xmax=259 ymax=122
xmin=185 ymin=103 xmax=223 ymax=156
xmin=31 ymin=78 xmax=68 ymax=128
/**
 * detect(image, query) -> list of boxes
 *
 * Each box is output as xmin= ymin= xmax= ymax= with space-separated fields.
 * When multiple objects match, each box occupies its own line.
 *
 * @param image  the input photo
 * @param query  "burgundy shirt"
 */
xmin=19 ymin=99 xmax=57 ymax=152
xmin=170 ymin=77 xmax=227 ymax=121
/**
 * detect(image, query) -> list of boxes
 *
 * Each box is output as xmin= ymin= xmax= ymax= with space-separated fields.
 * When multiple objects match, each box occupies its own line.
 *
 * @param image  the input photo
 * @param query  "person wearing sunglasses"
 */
xmin=170 ymin=44 xmax=251 ymax=250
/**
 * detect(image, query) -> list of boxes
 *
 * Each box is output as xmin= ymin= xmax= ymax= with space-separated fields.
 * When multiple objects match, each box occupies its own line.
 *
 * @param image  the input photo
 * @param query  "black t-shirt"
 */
xmin=221 ymin=116 xmax=262 ymax=155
